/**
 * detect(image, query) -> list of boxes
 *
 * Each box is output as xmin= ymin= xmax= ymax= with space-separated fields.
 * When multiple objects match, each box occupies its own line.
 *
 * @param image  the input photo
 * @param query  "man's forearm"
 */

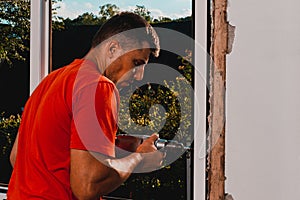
xmin=71 ymin=150 xmax=143 ymax=199
xmin=103 ymin=152 xmax=143 ymax=178
xmin=83 ymin=152 xmax=143 ymax=198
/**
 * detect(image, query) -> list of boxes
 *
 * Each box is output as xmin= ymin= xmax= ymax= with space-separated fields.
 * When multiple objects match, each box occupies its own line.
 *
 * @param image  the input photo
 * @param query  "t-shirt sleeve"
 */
xmin=70 ymin=81 xmax=119 ymax=157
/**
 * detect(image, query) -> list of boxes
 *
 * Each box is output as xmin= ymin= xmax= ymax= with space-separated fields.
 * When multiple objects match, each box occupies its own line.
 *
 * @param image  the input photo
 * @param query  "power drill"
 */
xmin=115 ymin=134 xmax=191 ymax=151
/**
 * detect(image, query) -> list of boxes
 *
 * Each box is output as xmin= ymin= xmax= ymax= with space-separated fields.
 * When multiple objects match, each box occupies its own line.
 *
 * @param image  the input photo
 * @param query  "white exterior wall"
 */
xmin=226 ymin=1 xmax=300 ymax=199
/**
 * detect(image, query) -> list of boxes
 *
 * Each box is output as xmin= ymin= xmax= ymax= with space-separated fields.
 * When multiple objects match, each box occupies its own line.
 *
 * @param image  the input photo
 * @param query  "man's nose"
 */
xmin=133 ymin=66 xmax=145 ymax=81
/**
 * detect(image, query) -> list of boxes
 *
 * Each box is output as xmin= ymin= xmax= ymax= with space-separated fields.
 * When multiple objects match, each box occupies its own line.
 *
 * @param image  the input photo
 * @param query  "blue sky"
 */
xmin=56 ymin=0 xmax=192 ymax=20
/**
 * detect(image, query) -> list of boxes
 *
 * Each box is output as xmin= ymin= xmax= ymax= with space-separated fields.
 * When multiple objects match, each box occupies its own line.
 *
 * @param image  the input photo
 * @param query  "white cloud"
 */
xmin=150 ymin=8 xmax=191 ymax=20
xmin=84 ymin=2 xmax=94 ymax=9
xmin=56 ymin=1 xmax=98 ymax=19
xmin=169 ymin=8 xmax=192 ymax=19
xmin=56 ymin=2 xmax=82 ymax=19
xmin=119 ymin=7 xmax=190 ymax=20
xmin=55 ymin=2 xmax=191 ymax=20
xmin=121 ymin=6 xmax=135 ymax=12
xmin=149 ymin=8 xmax=166 ymax=19
xmin=120 ymin=6 xmax=169 ymax=19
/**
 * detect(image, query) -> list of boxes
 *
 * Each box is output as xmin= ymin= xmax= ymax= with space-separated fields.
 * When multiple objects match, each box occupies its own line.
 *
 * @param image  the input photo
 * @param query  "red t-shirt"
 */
xmin=7 ymin=59 xmax=119 ymax=200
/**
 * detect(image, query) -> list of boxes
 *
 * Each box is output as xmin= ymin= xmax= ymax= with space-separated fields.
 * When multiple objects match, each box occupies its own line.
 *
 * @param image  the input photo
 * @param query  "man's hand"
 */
xmin=135 ymin=133 xmax=165 ymax=172
xmin=135 ymin=133 xmax=159 ymax=153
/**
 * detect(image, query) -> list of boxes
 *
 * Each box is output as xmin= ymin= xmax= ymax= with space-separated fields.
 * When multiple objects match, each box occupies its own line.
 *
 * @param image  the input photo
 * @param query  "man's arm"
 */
xmin=10 ymin=133 xmax=19 ymax=167
xmin=70 ymin=133 xmax=163 ymax=200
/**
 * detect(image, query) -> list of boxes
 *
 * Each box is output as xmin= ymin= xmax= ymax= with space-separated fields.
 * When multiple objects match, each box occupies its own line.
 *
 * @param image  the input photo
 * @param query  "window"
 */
xmin=0 ymin=1 xmax=208 ymax=199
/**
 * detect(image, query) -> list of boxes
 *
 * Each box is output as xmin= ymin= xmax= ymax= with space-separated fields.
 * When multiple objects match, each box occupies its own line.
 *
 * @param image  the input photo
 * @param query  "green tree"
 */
xmin=60 ymin=4 xmax=120 ymax=27
xmin=52 ymin=0 xmax=65 ymax=30
xmin=99 ymin=3 xmax=119 ymax=22
xmin=66 ymin=12 xmax=101 ymax=26
xmin=0 ymin=0 xmax=62 ymax=65
xmin=133 ymin=5 xmax=152 ymax=22
xmin=0 ymin=0 xmax=30 ymax=64
xmin=174 ymin=16 xmax=192 ymax=22
xmin=154 ymin=16 xmax=172 ymax=23
xmin=0 ymin=114 xmax=20 ymax=155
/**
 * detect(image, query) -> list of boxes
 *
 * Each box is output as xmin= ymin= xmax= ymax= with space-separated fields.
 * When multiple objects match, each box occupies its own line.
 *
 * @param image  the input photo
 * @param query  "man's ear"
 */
xmin=107 ymin=40 xmax=121 ymax=58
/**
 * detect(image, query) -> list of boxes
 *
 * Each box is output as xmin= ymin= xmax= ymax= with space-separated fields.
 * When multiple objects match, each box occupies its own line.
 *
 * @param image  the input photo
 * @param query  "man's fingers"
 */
xmin=145 ymin=133 xmax=159 ymax=143
xmin=136 ymin=133 xmax=159 ymax=153
xmin=136 ymin=150 xmax=165 ymax=172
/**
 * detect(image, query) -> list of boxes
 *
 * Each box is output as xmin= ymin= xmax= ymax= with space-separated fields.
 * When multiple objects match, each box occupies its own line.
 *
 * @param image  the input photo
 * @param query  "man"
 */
xmin=8 ymin=12 xmax=163 ymax=200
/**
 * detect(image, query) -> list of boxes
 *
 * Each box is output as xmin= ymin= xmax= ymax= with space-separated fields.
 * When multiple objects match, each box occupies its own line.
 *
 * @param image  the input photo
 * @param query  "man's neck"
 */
xmin=84 ymin=48 xmax=106 ymax=74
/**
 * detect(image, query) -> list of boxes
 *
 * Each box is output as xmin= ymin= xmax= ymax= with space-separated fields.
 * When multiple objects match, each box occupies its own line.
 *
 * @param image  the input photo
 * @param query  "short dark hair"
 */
xmin=91 ymin=12 xmax=160 ymax=57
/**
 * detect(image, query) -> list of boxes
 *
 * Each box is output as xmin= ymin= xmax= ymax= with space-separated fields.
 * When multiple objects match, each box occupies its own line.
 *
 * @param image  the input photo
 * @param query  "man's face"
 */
xmin=104 ymin=41 xmax=151 ymax=89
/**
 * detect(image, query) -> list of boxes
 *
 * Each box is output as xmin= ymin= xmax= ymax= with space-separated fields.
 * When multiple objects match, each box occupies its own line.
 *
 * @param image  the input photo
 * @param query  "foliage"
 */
xmin=63 ymin=4 xmax=153 ymax=26
xmin=60 ymin=3 xmax=188 ymax=26
xmin=52 ymin=0 xmax=65 ymax=30
xmin=153 ymin=17 xmax=172 ymax=23
xmin=0 ymin=0 xmax=30 ymax=65
xmin=152 ymin=16 xmax=192 ymax=24
xmin=132 ymin=5 xmax=152 ymax=22
xmin=0 ymin=0 xmax=62 ymax=65
xmin=113 ymin=154 xmax=188 ymax=199
xmin=64 ymin=12 xmax=101 ymax=26
xmin=51 ymin=0 xmax=62 ymax=19
xmin=0 ymin=114 xmax=20 ymax=155
xmin=58 ymin=3 xmax=120 ymax=28
xmin=98 ymin=3 xmax=120 ymax=22
xmin=178 ymin=49 xmax=193 ymax=83
xmin=173 ymin=16 xmax=192 ymax=23
xmin=53 ymin=3 xmax=190 ymax=29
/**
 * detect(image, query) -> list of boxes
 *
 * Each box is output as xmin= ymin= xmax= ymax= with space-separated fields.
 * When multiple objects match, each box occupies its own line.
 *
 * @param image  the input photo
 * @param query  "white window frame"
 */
xmin=193 ymin=0 xmax=207 ymax=199
xmin=30 ymin=0 xmax=50 ymax=94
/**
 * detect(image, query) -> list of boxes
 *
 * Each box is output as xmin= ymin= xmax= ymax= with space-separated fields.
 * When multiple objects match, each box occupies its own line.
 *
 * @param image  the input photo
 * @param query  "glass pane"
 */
xmin=0 ymin=0 xmax=30 ymax=185
xmin=52 ymin=1 xmax=194 ymax=199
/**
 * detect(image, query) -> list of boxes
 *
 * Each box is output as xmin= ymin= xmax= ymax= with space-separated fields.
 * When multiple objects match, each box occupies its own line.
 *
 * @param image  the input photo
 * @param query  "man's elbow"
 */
xmin=71 ymin=182 xmax=104 ymax=200
xmin=71 ymin=173 xmax=120 ymax=200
